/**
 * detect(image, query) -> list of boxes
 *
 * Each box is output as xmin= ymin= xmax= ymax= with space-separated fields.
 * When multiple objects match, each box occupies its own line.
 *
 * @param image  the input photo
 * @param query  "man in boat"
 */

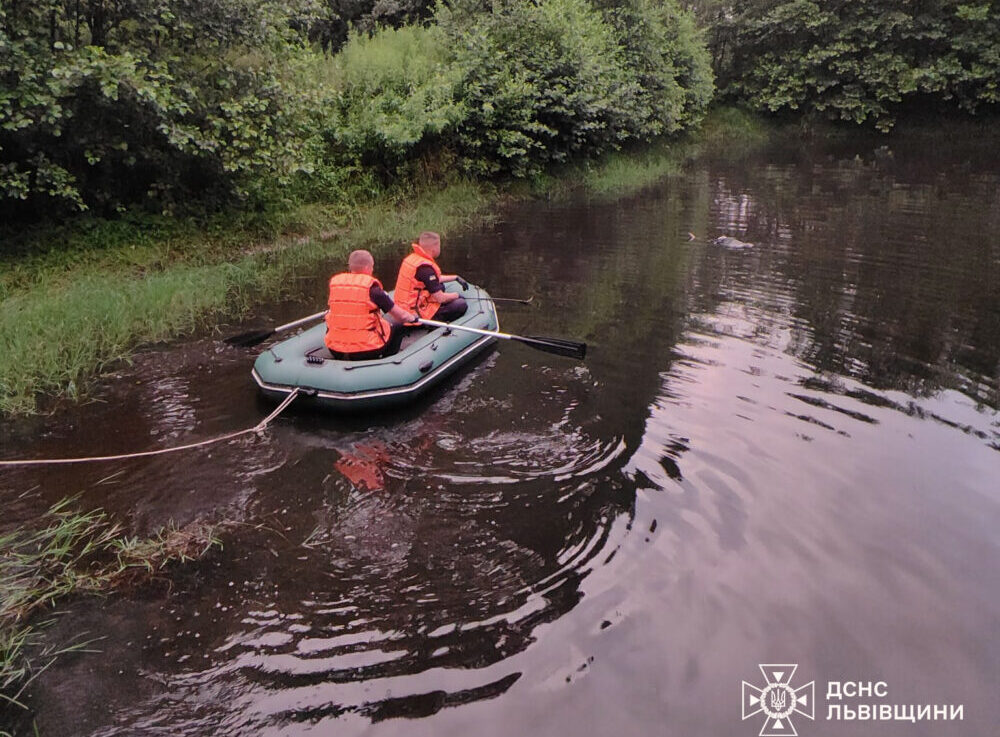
xmin=325 ymin=250 xmax=419 ymax=360
xmin=394 ymin=231 xmax=468 ymax=324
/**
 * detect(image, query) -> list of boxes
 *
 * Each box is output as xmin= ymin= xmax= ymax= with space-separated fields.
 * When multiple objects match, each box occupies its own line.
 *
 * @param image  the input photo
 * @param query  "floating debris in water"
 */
xmin=712 ymin=235 xmax=754 ymax=249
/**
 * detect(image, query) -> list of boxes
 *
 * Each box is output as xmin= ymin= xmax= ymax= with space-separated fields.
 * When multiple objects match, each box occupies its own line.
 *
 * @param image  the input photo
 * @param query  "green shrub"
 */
xmin=0 ymin=1 xmax=327 ymax=222
xmin=308 ymin=0 xmax=437 ymax=53
xmin=597 ymin=0 xmax=714 ymax=137
xmin=322 ymin=25 xmax=465 ymax=176
xmin=713 ymin=0 xmax=1000 ymax=129
xmin=1 ymin=0 xmax=716 ymax=226
xmin=437 ymin=0 xmax=641 ymax=177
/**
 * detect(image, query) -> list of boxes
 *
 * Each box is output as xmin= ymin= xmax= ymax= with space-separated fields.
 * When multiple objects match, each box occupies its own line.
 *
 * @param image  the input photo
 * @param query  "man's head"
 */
xmin=417 ymin=231 xmax=441 ymax=258
xmin=348 ymin=249 xmax=375 ymax=274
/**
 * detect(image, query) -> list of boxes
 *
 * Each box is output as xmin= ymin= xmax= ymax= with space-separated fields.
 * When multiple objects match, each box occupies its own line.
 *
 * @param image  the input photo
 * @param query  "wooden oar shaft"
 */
xmin=464 ymin=296 xmax=534 ymax=305
xmin=274 ymin=310 xmax=327 ymax=333
xmin=417 ymin=318 xmax=513 ymax=340
xmin=416 ymin=318 xmax=586 ymax=359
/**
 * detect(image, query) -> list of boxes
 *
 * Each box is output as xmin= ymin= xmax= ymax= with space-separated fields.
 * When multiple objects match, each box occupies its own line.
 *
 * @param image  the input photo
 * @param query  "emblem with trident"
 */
xmin=742 ymin=664 xmax=815 ymax=736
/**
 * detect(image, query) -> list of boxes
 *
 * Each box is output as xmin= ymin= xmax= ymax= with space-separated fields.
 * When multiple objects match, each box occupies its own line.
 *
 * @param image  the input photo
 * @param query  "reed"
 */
xmin=514 ymin=107 xmax=767 ymax=202
xmin=695 ymin=105 xmax=771 ymax=150
xmin=0 ymin=499 xmax=221 ymax=721
xmin=578 ymin=143 xmax=686 ymax=197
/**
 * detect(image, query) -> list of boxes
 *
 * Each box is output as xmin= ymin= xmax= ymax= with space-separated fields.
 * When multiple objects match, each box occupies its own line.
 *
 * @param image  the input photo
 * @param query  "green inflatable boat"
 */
xmin=252 ymin=282 xmax=499 ymax=411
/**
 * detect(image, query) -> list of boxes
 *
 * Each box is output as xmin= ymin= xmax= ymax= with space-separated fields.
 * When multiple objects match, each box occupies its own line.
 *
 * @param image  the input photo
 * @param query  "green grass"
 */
xmin=1 ymin=264 xmax=272 ymax=414
xmin=515 ymin=107 xmax=772 ymax=202
xmin=0 ymin=499 xmax=221 ymax=722
xmin=511 ymin=142 xmax=685 ymax=202
xmin=573 ymin=141 xmax=687 ymax=197
xmin=0 ymin=110 xmax=767 ymax=415
xmin=0 ymin=180 xmax=493 ymax=415
xmin=696 ymin=105 xmax=771 ymax=150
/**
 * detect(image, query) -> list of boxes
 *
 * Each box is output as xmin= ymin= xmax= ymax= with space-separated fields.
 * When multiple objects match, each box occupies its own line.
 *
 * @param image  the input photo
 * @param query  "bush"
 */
xmin=322 ymin=25 xmax=465 ymax=176
xmin=0 ymin=1 xmax=328 ymax=222
xmin=1 ymin=0 xmax=716 ymax=225
xmin=438 ymin=0 xmax=642 ymax=177
xmin=597 ymin=0 xmax=714 ymax=138
xmin=712 ymin=0 xmax=1000 ymax=129
xmin=325 ymin=0 xmax=713 ymax=179
xmin=308 ymin=0 xmax=437 ymax=53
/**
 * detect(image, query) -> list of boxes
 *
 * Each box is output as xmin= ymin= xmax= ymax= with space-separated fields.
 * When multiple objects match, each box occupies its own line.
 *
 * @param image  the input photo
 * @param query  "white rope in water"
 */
xmin=0 ymin=389 xmax=300 ymax=467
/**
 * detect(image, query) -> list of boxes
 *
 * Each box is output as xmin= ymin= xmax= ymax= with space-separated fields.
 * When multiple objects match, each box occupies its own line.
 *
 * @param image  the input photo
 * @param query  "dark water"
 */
xmin=2 ymin=128 xmax=999 ymax=736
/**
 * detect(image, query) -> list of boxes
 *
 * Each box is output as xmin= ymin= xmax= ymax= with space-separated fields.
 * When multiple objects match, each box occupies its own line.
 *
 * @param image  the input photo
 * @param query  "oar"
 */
xmin=224 ymin=310 xmax=326 ymax=348
xmin=465 ymin=295 xmax=535 ymax=305
xmin=416 ymin=318 xmax=586 ymax=360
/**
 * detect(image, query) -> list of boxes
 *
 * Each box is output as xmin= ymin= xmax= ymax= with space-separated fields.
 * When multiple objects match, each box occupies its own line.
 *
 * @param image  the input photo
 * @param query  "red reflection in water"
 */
xmin=334 ymin=441 xmax=391 ymax=491
xmin=334 ymin=418 xmax=444 ymax=491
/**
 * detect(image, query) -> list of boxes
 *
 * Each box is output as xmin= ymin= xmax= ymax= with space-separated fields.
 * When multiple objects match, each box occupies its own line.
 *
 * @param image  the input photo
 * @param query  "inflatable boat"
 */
xmin=252 ymin=283 xmax=499 ymax=411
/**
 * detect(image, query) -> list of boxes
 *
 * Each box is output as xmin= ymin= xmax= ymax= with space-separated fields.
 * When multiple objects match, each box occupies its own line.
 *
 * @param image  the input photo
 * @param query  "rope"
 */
xmin=0 ymin=389 xmax=301 ymax=467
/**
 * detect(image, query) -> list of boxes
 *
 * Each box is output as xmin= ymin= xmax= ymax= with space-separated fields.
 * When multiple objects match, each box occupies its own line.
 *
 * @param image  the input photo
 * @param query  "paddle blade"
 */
xmin=520 ymin=335 xmax=587 ymax=360
xmin=224 ymin=328 xmax=274 ymax=348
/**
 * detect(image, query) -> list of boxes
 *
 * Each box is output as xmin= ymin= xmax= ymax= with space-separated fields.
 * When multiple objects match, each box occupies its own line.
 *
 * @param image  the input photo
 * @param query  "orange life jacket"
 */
xmin=393 ymin=243 xmax=442 ymax=320
xmin=325 ymin=273 xmax=391 ymax=353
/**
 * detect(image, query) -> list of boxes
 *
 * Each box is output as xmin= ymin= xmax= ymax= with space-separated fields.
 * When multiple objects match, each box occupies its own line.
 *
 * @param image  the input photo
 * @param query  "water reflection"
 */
xmin=699 ymin=147 xmax=1000 ymax=411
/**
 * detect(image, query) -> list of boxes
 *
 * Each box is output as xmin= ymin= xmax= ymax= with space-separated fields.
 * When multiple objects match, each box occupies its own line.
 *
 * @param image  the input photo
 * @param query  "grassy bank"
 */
xmin=0 ymin=109 xmax=768 ymax=416
xmin=0 ymin=181 xmax=494 ymax=415
xmin=0 ymin=499 xmax=220 ymax=726
xmin=540 ymin=107 xmax=767 ymax=199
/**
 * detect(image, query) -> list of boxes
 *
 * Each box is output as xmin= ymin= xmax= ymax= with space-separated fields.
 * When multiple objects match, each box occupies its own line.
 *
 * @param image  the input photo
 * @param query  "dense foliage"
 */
xmin=0 ymin=0 xmax=712 ymax=224
xmin=322 ymin=24 xmax=464 ymax=179
xmin=309 ymin=0 xmax=435 ymax=52
xmin=440 ymin=0 xmax=641 ymax=176
xmin=0 ymin=0 xmax=326 ymax=221
xmin=706 ymin=0 xmax=1000 ymax=129
xmin=598 ymin=0 xmax=713 ymax=138
xmin=5 ymin=0 xmax=1000 ymax=225
xmin=335 ymin=0 xmax=714 ymax=178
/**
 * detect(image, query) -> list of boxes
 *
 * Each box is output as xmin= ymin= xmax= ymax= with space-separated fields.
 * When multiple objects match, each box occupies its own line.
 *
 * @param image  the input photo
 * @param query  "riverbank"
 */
xmin=0 ymin=181 xmax=493 ymax=416
xmin=0 ymin=108 xmax=768 ymax=417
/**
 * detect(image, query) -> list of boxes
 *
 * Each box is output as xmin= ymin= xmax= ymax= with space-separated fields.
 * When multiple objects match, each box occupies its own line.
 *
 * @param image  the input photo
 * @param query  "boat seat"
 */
xmin=399 ymin=331 xmax=423 ymax=351
xmin=304 ymin=328 xmax=431 ymax=362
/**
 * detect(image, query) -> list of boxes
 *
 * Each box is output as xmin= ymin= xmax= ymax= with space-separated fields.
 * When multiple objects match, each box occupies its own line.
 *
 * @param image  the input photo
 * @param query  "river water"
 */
xmin=1 ymin=128 xmax=998 ymax=736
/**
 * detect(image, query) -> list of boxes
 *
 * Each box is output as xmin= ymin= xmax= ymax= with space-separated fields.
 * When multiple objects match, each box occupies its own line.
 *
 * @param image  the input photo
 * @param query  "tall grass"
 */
xmin=516 ymin=107 xmax=771 ymax=202
xmin=1 ymin=264 xmax=270 ymax=414
xmin=0 ymin=203 xmax=343 ymax=299
xmin=695 ymin=105 xmax=770 ymax=151
xmin=568 ymin=142 xmax=688 ymax=198
xmin=0 ymin=180 xmax=492 ymax=415
xmin=0 ymin=499 xmax=220 ymax=720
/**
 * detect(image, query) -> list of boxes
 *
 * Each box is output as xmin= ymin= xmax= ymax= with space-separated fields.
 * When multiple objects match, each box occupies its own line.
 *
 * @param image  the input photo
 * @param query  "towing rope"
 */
xmin=0 ymin=389 xmax=300 ymax=468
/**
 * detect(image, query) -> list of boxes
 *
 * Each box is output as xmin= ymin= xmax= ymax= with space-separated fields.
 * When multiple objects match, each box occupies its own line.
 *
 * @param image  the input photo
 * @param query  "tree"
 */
xmin=309 ymin=0 xmax=436 ymax=53
xmin=708 ymin=0 xmax=1000 ymax=128
xmin=0 ymin=1 xmax=324 ymax=221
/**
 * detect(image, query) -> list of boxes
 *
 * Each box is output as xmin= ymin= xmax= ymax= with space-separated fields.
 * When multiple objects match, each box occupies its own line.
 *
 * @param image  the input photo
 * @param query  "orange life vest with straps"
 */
xmin=325 ymin=273 xmax=391 ymax=353
xmin=393 ymin=243 xmax=442 ymax=320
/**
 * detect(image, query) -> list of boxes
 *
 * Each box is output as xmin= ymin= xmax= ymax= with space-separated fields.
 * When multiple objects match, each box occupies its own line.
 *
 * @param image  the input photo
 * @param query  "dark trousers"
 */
xmin=331 ymin=322 xmax=406 ymax=361
xmin=432 ymin=297 xmax=468 ymax=323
